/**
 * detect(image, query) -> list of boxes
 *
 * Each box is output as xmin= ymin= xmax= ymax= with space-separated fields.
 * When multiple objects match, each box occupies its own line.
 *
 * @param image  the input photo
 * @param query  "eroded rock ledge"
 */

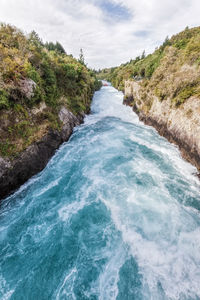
xmin=124 ymin=80 xmax=200 ymax=173
xmin=0 ymin=107 xmax=83 ymax=200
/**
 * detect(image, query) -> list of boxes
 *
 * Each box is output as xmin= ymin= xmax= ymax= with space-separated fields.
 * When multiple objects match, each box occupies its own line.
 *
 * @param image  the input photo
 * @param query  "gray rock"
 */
xmin=19 ymin=79 xmax=36 ymax=99
xmin=0 ymin=157 xmax=11 ymax=177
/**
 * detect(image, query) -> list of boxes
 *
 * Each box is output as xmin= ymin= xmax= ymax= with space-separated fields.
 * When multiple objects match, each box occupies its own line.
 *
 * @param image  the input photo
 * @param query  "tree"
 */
xmin=55 ymin=42 xmax=66 ymax=54
xmin=79 ymin=48 xmax=85 ymax=65
xmin=135 ymin=56 xmax=140 ymax=62
xmin=161 ymin=36 xmax=170 ymax=49
xmin=29 ymin=30 xmax=43 ymax=46
xmin=141 ymin=50 xmax=146 ymax=59
xmin=44 ymin=41 xmax=66 ymax=54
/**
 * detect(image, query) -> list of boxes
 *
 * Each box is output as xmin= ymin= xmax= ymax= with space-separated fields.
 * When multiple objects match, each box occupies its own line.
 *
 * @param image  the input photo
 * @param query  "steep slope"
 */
xmin=0 ymin=24 xmax=101 ymax=199
xmin=99 ymin=26 xmax=200 ymax=172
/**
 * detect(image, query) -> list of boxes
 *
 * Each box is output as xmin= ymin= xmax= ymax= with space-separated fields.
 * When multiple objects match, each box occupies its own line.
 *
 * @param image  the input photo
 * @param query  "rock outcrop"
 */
xmin=19 ymin=78 xmax=37 ymax=99
xmin=0 ymin=107 xmax=83 ymax=200
xmin=124 ymin=80 xmax=200 ymax=172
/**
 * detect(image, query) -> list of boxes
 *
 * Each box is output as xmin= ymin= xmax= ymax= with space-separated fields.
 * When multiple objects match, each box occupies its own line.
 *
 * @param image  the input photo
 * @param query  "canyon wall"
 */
xmin=0 ymin=107 xmax=84 ymax=200
xmin=124 ymin=80 xmax=200 ymax=172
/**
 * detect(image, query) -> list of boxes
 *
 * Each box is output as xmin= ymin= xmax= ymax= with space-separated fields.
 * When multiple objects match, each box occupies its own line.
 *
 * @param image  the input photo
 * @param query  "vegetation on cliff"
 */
xmin=0 ymin=24 xmax=101 ymax=157
xmin=97 ymin=26 xmax=200 ymax=171
xmin=98 ymin=26 xmax=200 ymax=108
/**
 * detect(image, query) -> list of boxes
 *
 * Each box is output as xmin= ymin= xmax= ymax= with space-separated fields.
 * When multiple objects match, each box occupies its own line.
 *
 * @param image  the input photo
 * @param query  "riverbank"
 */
xmin=0 ymin=24 xmax=101 ymax=200
xmin=0 ymin=107 xmax=84 ymax=200
xmin=98 ymin=27 xmax=200 ymax=173
xmin=123 ymin=80 xmax=200 ymax=173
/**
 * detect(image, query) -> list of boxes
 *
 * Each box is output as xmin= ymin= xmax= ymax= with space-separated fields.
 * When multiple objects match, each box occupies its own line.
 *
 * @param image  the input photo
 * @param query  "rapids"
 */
xmin=0 ymin=85 xmax=200 ymax=300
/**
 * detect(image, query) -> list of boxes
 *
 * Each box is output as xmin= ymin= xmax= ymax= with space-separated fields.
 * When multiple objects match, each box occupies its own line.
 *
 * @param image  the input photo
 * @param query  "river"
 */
xmin=0 ymin=85 xmax=200 ymax=300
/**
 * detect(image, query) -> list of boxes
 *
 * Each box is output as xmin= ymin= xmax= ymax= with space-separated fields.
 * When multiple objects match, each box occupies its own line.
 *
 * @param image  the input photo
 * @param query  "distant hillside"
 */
xmin=99 ymin=26 xmax=200 ymax=103
xmin=98 ymin=26 xmax=200 ymax=171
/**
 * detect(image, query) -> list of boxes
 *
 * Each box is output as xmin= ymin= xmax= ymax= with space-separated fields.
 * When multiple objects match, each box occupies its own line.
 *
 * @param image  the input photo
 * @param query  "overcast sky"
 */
xmin=0 ymin=0 xmax=200 ymax=69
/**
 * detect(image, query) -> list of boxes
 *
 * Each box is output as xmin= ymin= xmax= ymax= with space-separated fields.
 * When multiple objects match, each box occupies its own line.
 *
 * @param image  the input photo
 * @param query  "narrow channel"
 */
xmin=0 ymin=85 xmax=200 ymax=300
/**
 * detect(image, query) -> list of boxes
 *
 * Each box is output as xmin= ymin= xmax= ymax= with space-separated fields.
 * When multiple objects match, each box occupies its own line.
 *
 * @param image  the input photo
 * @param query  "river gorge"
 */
xmin=0 ymin=85 xmax=200 ymax=300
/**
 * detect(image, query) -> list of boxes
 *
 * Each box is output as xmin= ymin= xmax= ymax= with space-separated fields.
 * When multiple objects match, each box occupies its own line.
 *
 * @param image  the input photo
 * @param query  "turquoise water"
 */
xmin=0 ymin=85 xmax=200 ymax=300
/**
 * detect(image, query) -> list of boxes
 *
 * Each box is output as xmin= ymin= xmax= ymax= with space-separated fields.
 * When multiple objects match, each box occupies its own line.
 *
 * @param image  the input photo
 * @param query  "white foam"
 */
xmin=84 ymin=85 xmax=139 ymax=127
xmin=100 ymin=192 xmax=200 ymax=299
xmin=0 ymin=274 xmax=14 ymax=300
xmin=98 ymin=248 xmax=126 ymax=300
xmin=34 ymin=176 xmax=61 ymax=197
xmin=58 ymin=200 xmax=86 ymax=222
xmin=2 ymin=84 xmax=200 ymax=299
xmin=55 ymin=268 xmax=77 ymax=300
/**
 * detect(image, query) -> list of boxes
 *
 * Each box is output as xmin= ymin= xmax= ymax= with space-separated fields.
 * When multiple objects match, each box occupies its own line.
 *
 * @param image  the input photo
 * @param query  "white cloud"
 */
xmin=0 ymin=0 xmax=199 ymax=69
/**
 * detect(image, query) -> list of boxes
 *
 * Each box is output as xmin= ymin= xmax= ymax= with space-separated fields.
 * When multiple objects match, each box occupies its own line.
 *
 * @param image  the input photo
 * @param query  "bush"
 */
xmin=44 ymin=41 xmax=66 ymax=54
xmin=26 ymin=85 xmax=44 ymax=107
xmin=0 ymin=140 xmax=15 ymax=157
xmin=154 ymin=87 xmax=166 ymax=101
xmin=24 ymin=61 xmax=41 ymax=84
xmin=173 ymin=84 xmax=197 ymax=106
xmin=94 ymin=78 xmax=102 ymax=91
xmin=41 ymin=61 xmax=58 ymax=106
xmin=0 ymin=23 xmax=100 ymax=114
xmin=0 ymin=89 xmax=9 ymax=109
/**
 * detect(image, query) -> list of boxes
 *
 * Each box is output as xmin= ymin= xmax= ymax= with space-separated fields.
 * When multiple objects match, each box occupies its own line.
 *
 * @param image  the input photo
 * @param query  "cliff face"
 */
xmin=98 ymin=26 xmax=200 ymax=172
xmin=0 ymin=24 xmax=101 ymax=200
xmin=0 ymin=107 xmax=83 ymax=200
xmin=124 ymin=80 xmax=200 ymax=172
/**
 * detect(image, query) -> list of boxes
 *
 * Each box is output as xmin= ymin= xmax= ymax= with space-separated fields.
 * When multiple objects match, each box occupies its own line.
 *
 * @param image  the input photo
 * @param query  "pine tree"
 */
xmin=29 ymin=30 xmax=43 ymax=46
xmin=79 ymin=48 xmax=85 ymax=65
xmin=55 ymin=42 xmax=66 ymax=54
xmin=141 ymin=50 xmax=146 ymax=59
xmin=162 ymin=36 xmax=170 ymax=48
xmin=44 ymin=41 xmax=66 ymax=54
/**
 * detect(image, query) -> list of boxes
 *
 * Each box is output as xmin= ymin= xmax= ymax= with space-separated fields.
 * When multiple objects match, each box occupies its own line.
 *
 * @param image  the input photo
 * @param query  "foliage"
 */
xmin=79 ymin=48 xmax=85 ymax=65
xmin=44 ymin=41 xmax=66 ymax=54
xmin=97 ymin=48 xmax=164 ymax=90
xmin=0 ymin=140 xmax=16 ymax=157
xmin=172 ymin=82 xmax=199 ymax=106
xmin=28 ymin=30 xmax=43 ymax=46
xmin=0 ymin=23 xmax=100 ymax=113
xmin=97 ymin=26 xmax=200 ymax=107
xmin=0 ymin=89 xmax=9 ymax=109
xmin=0 ymin=23 xmax=102 ymax=157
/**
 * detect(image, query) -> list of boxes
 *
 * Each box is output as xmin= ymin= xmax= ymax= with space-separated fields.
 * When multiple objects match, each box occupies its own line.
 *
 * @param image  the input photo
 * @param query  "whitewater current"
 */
xmin=0 ymin=85 xmax=200 ymax=300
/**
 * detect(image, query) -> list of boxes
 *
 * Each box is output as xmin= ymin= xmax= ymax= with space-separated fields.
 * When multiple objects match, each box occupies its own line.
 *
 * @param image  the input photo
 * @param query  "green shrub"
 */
xmin=24 ymin=62 xmax=41 ymax=84
xmin=41 ymin=61 xmax=58 ymax=106
xmin=14 ymin=120 xmax=30 ymax=137
xmin=67 ymin=96 xmax=86 ymax=115
xmin=63 ymin=63 xmax=77 ymax=80
xmin=13 ymin=103 xmax=29 ymax=118
xmin=154 ymin=88 xmax=166 ymax=101
xmin=44 ymin=41 xmax=66 ymax=54
xmin=174 ymin=39 xmax=188 ymax=49
xmin=26 ymin=84 xmax=44 ymax=107
xmin=0 ymin=89 xmax=9 ymax=109
xmin=173 ymin=84 xmax=197 ymax=106
xmin=45 ymin=111 xmax=61 ymax=130
xmin=0 ymin=23 xmax=100 ymax=114
xmin=0 ymin=140 xmax=15 ymax=157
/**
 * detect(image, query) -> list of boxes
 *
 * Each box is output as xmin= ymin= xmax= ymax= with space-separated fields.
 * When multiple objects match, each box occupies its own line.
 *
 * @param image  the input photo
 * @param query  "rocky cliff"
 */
xmin=0 ymin=24 xmax=101 ymax=200
xmin=99 ymin=26 xmax=200 ymax=173
xmin=0 ymin=107 xmax=84 ymax=200
xmin=124 ymin=80 xmax=200 ymax=172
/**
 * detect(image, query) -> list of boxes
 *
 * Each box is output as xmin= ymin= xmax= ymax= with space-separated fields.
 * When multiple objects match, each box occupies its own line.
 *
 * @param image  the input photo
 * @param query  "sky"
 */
xmin=0 ymin=0 xmax=200 ymax=69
